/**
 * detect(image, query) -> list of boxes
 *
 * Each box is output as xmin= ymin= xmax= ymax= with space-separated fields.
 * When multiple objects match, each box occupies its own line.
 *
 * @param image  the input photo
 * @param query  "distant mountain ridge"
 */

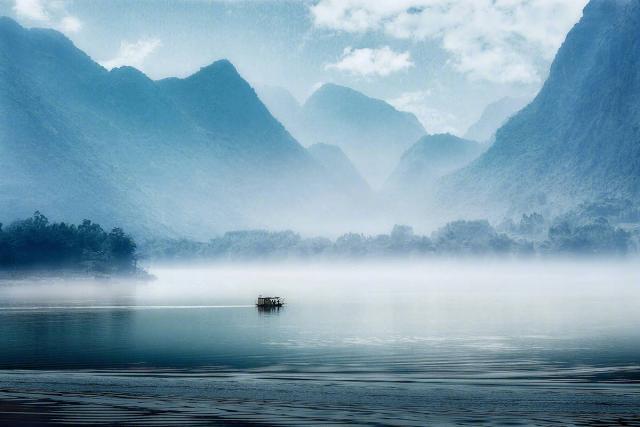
xmin=255 ymin=85 xmax=302 ymax=139
xmin=439 ymin=0 xmax=640 ymax=218
xmin=308 ymin=143 xmax=370 ymax=195
xmin=387 ymin=134 xmax=484 ymax=194
xmin=259 ymin=83 xmax=426 ymax=188
xmin=464 ymin=96 xmax=530 ymax=144
xmin=298 ymin=84 xmax=426 ymax=188
xmin=4 ymin=0 xmax=637 ymax=236
xmin=0 ymin=17 xmax=361 ymax=236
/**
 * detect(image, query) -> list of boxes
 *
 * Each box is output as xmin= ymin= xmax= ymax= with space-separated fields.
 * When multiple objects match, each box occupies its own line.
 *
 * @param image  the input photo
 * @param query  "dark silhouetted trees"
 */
xmin=0 ymin=212 xmax=138 ymax=274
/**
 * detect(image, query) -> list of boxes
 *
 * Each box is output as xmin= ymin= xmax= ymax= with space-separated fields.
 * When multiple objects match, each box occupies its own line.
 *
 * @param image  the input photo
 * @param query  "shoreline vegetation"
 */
xmin=142 ymin=198 xmax=639 ymax=262
xmin=1 ymin=198 xmax=638 ymax=278
xmin=0 ymin=212 xmax=148 ymax=279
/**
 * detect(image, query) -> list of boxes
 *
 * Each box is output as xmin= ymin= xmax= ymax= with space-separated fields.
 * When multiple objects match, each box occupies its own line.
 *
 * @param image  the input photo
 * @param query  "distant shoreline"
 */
xmin=0 ymin=269 xmax=154 ymax=282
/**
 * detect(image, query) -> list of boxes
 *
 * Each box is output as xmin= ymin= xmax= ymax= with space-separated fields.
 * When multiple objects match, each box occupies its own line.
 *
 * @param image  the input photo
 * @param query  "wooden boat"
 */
xmin=256 ymin=296 xmax=284 ymax=307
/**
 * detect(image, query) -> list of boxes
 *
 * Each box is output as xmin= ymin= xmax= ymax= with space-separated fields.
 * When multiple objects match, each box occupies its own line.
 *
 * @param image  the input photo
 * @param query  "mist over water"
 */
xmin=0 ymin=260 xmax=639 ymax=425
xmin=2 ymin=0 xmax=640 ymax=424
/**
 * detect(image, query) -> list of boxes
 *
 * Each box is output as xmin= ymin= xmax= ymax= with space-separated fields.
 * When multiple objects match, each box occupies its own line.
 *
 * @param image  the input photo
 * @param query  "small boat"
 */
xmin=256 ymin=296 xmax=284 ymax=307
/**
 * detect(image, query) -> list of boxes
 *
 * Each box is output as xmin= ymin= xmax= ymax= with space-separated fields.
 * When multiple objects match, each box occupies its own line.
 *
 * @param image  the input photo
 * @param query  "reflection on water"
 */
xmin=257 ymin=305 xmax=283 ymax=315
xmin=0 ymin=260 xmax=639 ymax=425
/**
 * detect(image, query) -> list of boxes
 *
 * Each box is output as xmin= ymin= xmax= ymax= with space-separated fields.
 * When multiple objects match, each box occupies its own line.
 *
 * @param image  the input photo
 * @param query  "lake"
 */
xmin=0 ymin=260 xmax=639 ymax=425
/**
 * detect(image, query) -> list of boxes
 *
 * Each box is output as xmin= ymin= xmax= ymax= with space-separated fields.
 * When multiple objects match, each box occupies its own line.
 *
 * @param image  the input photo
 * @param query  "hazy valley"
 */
xmin=1 ymin=1 xmax=639 ymax=247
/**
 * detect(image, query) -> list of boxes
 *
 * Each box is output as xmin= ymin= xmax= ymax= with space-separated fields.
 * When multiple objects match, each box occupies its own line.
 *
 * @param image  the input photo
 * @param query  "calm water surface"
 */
xmin=0 ymin=260 xmax=639 ymax=425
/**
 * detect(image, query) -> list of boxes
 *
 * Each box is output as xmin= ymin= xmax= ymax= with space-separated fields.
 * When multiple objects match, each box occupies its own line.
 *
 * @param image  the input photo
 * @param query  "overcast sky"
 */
xmin=2 ymin=0 xmax=589 ymax=135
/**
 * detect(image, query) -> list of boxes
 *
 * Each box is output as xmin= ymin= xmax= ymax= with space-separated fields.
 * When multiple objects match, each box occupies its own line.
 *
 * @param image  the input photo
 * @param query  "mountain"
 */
xmin=157 ymin=62 xmax=311 ymax=164
xmin=296 ymin=84 xmax=426 ymax=188
xmin=0 ymin=18 xmax=145 ymax=230
xmin=463 ymin=96 xmax=530 ymax=143
xmin=0 ymin=17 xmax=354 ymax=236
xmin=255 ymin=85 xmax=302 ymax=139
xmin=439 ymin=0 xmax=640 ymax=218
xmin=387 ymin=134 xmax=484 ymax=194
xmin=307 ymin=143 xmax=370 ymax=195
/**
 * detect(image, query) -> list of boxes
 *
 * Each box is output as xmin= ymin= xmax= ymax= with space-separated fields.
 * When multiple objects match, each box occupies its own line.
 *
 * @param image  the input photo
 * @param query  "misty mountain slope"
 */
xmin=387 ymin=134 xmax=484 ymax=194
xmin=155 ymin=61 xmax=345 ymax=229
xmin=307 ymin=143 xmax=370 ymax=194
xmin=0 ymin=17 xmax=354 ymax=236
xmin=439 ymin=0 xmax=640 ymax=218
xmin=0 ymin=17 xmax=235 ymax=234
xmin=464 ymin=96 xmax=531 ymax=143
xmin=256 ymin=85 xmax=302 ymax=139
xmin=157 ymin=61 xmax=308 ymax=162
xmin=296 ymin=83 xmax=426 ymax=188
xmin=0 ymin=17 xmax=146 ymax=228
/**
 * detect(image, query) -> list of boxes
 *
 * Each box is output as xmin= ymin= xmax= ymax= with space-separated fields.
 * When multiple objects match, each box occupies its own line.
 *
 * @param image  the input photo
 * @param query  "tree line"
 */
xmin=141 ymin=198 xmax=640 ymax=261
xmin=0 ymin=211 xmax=138 ymax=274
xmin=2 ymin=198 xmax=637 ymax=270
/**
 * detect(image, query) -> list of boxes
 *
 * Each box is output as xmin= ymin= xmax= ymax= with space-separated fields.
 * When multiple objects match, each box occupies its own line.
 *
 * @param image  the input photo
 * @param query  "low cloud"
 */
xmin=309 ymin=81 xmax=326 ymax=97
xmin=311 ymin=0 xmax=587 ymax=84
xmin=388 ymin=90 xmax=460 ymax=135
xmin=13 ymin=0 xmax=48 ymax=21
xmin=101 ymin=38 xmax=163 ymax=71
xmin=13 ymin=0 xmax=83 ymax=33
xmin=59 ymin=15 xmax=82 ymax=33
xmin=326 ymin=46 xmax=413 ymax=77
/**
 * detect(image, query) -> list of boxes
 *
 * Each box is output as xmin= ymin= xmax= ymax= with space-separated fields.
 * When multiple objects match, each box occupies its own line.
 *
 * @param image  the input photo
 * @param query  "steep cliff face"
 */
xmin=441 ymin=0 xmax=640 ymax=217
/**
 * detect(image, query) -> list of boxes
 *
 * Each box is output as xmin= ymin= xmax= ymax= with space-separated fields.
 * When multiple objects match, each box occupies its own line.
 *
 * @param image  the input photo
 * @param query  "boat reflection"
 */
xmin=256 ymin=305 xmax=283 ymax=315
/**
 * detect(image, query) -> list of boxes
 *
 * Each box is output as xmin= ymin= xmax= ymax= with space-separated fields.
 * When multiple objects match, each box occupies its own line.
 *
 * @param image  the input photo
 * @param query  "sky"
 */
xmin=1 ymin=0 xmax=589 ymax=135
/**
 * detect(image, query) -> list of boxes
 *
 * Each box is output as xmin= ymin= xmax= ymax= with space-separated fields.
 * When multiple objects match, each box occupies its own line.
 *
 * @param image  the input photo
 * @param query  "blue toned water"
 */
xmin=0 ymin=261 xmax=639 ymax=425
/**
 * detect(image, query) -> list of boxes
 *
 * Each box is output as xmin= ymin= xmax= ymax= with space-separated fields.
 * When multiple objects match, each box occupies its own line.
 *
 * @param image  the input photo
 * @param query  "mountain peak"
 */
xmin=0 ymin=16 xmax=21 ymax=31
xmin=440 ymin=0 xmax=640 ymax=217
xmin=0 ymin=15 xmax=105 ymax=83
xmin=110 ymin=65 xmax=150 ymax=80
xmin=314 ymin=83 xmax=355 ymax=95
xmin=309 ymin=83 xmax=376 ymax=105
xmin=192 ymin=59 xmax=240 ymax=80
xmin=107 ymin=66 xmax=159 ymax=97
xmin=298 ymin=83 xmax=425 ymax=188
xmin=0 ymin=27 xmax=341 ymax=236
xmin=387 ymin=133 xmax=483 ymax=195
xmin=306 ymin=83 xmax=422 ymax=126
xmin=308 ymin=84 xmax=425 ymax=130
xmin=156 ymin=57 xmax=305 ymax=155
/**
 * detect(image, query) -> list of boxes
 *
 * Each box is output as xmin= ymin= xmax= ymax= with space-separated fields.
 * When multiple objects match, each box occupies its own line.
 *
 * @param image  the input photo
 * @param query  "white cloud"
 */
xmin=309 ymin=81 xmax=326 ymax=97
xmin=101 ymin=38 xmax=163 ymax=70
xmin=388 ymin=90 xmax=460 ymax=135
xmin=326 ymin=46 xmax=413 ymax=77
xmin=13 ymin=0 xmax=48 ymax=21
xmin=59 ymin=15 xmax=82 ymax=33
xmin=311 ymin=0 xmax=588 ymax=84
xmin=13 ymin=0 xmax=83 ymax=33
